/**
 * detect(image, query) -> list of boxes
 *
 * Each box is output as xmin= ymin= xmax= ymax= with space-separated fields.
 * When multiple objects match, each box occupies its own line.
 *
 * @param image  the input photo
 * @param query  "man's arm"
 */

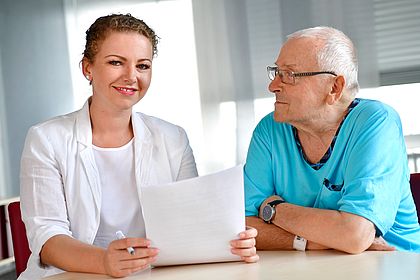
xmin=246 ymin=216 xmax=328 ymax=250
xmin=270 ymin=202 xmax=376 ymax=254
xmin=246 ymin=216 xmax=294 ymax=250
xmin=249 ymin=196 xmax=395 ymax=253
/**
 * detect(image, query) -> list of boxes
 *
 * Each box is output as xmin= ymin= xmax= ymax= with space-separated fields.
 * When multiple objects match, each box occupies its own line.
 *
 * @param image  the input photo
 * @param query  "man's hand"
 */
xmin=366 ymin=236 xmax=395 ymax=251
xmin=307 ymin=236 xmax=395 ymax=252
xmin=230 ymin=226 xmax=259 ymax=263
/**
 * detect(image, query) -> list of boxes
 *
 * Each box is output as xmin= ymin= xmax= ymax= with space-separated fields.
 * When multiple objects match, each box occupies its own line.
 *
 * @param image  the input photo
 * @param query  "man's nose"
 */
xmin=268 ymin=79 xmax=279 ymax=94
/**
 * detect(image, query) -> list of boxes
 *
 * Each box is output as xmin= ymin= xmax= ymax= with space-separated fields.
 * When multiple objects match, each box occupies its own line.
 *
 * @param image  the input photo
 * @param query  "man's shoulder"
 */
xmin=344 ymin=98 xmax=403 ymax=138
xmin=354 ymin=98 xmax=398 ymax=117
xmin=350 ymin=98 xmax=400 ymax=124
xmin=255 ymin=112 xmax=287 ymax=129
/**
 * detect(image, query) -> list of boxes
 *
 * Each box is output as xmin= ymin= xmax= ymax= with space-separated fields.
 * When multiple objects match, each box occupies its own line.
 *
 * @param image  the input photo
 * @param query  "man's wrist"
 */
xmin=260 ymin=199 xmax=285 ymax=223
xmin=293 ymin=235 xmax=307 ymax=251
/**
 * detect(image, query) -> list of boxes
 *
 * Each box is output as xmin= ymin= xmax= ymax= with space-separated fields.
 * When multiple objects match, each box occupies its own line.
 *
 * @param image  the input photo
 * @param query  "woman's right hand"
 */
xmin=103 ymin=237 xmax=159 ymax=278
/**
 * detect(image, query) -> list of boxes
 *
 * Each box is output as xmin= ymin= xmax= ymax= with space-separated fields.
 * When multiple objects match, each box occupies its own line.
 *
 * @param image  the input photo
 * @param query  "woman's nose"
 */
xmin=123 ymin=65 xmax=137 ymax=83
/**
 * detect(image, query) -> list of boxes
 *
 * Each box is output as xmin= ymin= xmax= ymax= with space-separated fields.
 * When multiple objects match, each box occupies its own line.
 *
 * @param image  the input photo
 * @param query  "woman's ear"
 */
xmin=327 ymin=75 xmax=345 ymax=105
xmin=82 ymin=58 xmax=92 ymax=81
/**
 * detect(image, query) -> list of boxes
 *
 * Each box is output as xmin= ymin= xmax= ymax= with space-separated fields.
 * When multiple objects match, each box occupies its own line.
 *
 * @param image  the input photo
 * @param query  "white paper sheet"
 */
xmin=140 ymin=165 xmax=245 ymax=266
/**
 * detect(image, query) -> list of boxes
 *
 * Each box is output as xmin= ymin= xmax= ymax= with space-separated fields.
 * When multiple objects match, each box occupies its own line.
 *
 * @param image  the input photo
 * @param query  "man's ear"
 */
xmin=327 ymin=75 xmax=345 ymax=105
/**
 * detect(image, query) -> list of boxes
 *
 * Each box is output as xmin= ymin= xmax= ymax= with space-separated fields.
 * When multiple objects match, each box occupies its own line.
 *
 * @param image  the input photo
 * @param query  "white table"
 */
xmin=43 ymin=250 xmax=420 ymax=280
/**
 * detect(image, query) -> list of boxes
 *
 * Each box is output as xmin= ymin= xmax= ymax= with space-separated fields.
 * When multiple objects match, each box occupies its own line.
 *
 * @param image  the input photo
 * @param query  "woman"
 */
xmin=20 ymin=14 xmax=258 ymax=279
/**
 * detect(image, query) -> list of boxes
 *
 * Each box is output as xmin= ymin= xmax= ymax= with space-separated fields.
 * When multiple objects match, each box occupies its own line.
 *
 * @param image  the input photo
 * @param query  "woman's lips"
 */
xmin=114 ymin=86 xmax=137 ymax=96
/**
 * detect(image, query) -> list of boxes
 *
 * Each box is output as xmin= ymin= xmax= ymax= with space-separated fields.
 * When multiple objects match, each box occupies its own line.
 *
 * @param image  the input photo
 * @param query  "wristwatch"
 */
xmin=261 ymin=199 xmax=285 ymax=223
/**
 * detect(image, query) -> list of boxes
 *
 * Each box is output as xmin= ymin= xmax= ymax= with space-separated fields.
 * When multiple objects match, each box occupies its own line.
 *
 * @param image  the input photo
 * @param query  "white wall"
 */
xmin=0 ymin=44 xmax=10 ymax=198
xmin=0 ymin=0 xmax=74 ymax=197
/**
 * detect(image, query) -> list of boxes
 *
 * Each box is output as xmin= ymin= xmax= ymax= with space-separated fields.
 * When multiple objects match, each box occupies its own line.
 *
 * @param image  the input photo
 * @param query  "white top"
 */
xmin=92 ymin=139 xmax=146 ymax=248
xmin=19 ymin=99 xmax=198 ymax=280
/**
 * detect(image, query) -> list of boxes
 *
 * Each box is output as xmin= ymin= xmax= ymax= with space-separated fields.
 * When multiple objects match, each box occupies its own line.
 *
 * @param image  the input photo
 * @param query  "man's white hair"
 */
xmin=287 ymin=26 xmax=359 ymax=98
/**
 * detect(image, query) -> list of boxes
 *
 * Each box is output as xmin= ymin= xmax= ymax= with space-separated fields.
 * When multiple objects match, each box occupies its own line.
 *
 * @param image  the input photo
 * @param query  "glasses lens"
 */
xmin=282 ymin=70 xmax=294 ymax=84
xmin=266 ymin=67 xmax=294 ymax=84
xmin=267 ymin=66 xmax=277 ymax=81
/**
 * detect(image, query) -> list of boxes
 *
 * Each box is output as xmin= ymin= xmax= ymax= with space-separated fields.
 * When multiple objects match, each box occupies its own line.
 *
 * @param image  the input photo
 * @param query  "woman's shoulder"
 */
xmin=25 ymin=108 xmax=84 ymax=145
xmin=20 ymin=110 xmax=85 ymax=156
xmin=133 ymin=112 xmax=188 ymax=138
xmin=29 ymin=109 xmax=79 ymax=131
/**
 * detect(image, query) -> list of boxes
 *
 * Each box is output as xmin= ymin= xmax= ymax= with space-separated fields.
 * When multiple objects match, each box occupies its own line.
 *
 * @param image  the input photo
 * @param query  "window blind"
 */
xmin=374 ymin=0 xmax=420 ymax=85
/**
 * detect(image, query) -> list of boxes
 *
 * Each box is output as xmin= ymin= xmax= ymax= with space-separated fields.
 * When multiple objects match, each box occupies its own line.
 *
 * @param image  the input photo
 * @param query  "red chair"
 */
xmin=8 ymin=201 xmax=31 ymax=278
xmin=410 ymin=173 xmax=420 ymax=223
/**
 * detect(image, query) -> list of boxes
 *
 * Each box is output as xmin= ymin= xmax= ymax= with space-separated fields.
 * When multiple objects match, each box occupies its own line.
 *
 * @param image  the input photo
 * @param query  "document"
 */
xmin=140 ymin=165 xmax=245 ymax=266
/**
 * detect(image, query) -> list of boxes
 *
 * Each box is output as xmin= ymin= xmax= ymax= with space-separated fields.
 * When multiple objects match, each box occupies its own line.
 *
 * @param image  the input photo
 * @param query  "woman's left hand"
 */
xmin=230 ymin=226 xmax=259 ymax=263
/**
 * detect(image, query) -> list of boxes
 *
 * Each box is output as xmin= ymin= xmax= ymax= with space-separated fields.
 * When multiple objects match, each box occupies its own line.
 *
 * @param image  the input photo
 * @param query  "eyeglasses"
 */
xmin=267 ymin=66 xmax=337 ymax=85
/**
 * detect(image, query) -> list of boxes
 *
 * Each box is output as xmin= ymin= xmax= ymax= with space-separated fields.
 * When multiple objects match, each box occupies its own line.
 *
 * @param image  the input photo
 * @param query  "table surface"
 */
xmin=43 ymin=250 xmax=420 ymax=280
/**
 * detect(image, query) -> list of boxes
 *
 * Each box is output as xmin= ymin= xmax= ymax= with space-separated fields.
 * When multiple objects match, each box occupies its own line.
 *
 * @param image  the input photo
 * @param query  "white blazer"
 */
xmin=19 ymin=100 xmax=198 ymax=279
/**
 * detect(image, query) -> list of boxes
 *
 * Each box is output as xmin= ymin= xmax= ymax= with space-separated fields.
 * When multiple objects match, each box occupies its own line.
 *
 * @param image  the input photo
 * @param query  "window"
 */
xmin=64 ymin=0 xmax=206 ymax=173
xmin=64 ymin=0 xmax=420 ymax=173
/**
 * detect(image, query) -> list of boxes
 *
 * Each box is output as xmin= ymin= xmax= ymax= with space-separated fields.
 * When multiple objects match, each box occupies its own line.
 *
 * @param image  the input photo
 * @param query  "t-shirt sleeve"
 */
xmin=244 ymin=115 xmax=276 ymax=216
xmin=339 ymin=104 xmax=408 ymax=236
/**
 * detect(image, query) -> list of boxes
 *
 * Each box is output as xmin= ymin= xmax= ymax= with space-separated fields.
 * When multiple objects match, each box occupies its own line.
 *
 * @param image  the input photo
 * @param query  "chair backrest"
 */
xmin=410 ymin=173 xmax=420 ymax=223
xmin=8 ymin=201 xmax=31 ymax=278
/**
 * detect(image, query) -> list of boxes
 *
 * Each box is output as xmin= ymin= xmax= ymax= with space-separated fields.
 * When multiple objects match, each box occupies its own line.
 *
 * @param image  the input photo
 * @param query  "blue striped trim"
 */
xmin=293 ymin=98 xmax=360 ymax=170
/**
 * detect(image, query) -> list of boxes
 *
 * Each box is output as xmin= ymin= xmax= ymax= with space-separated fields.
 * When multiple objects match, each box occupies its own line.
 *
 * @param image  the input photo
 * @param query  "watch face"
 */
xmin=262 ymin=205 xmax=274 ymax=222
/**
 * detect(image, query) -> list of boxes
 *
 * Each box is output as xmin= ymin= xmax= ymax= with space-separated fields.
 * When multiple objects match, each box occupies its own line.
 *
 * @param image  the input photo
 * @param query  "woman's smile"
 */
xmin=113 ymin=86 xmax=138 ymax=96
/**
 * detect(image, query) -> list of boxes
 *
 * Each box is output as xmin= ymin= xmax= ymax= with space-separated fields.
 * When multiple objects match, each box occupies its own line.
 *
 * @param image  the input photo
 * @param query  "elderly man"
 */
xmin=244 ymin=26 xmax=420 ymax=253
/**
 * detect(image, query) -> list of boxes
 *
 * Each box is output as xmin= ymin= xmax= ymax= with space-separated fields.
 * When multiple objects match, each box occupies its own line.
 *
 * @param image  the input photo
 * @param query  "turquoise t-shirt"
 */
xmin=244 ymin=99 xmax=420 ymax=252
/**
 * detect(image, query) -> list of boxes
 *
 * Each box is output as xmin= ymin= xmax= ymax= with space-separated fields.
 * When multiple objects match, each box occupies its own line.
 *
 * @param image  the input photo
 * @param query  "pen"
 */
xmin=116 ymin=230 xmax=135 ymax=255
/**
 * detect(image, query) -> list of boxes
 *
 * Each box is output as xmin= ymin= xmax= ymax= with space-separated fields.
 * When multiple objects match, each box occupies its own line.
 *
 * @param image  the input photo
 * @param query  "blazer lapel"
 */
xmin=75 ymin=99 xmax=101 ymax=215
xmin=132 ymin=112 xmax=153 ymax=189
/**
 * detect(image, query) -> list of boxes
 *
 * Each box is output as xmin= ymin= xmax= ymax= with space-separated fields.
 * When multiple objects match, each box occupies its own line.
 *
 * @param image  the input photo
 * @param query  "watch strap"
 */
xmin=268 ymin=199 xmax=285 ymax=207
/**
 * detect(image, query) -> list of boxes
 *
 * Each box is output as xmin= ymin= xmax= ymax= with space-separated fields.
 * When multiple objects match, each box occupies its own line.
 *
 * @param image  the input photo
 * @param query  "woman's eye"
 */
xmin=109 ymin=60 xmax=122 ymax=66
xmin=137 ymin=64 xmax=151 ymax=70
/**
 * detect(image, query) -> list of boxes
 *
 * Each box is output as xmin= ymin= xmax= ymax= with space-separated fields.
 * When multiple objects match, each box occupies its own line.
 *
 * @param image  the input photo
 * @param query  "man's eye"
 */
xmin=137 ymin=64 xmax=151 ymax=70
xmin=109 ymin=60 xmax=122 ymax=66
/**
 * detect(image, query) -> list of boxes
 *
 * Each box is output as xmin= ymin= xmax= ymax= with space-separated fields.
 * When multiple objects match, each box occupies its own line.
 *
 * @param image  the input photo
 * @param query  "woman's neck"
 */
xmin=89 ymin=101 xmax=134 ymax=148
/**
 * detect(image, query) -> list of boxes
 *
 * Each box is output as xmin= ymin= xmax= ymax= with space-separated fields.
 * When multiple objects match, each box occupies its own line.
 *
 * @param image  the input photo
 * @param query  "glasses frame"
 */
xmin=267 ymin=66 xmax=337 ymax=84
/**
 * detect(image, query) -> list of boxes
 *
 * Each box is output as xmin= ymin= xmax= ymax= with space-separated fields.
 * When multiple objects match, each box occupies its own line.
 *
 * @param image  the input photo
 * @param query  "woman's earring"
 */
xmin=85 ymin=75 xmax=92 ymax=85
